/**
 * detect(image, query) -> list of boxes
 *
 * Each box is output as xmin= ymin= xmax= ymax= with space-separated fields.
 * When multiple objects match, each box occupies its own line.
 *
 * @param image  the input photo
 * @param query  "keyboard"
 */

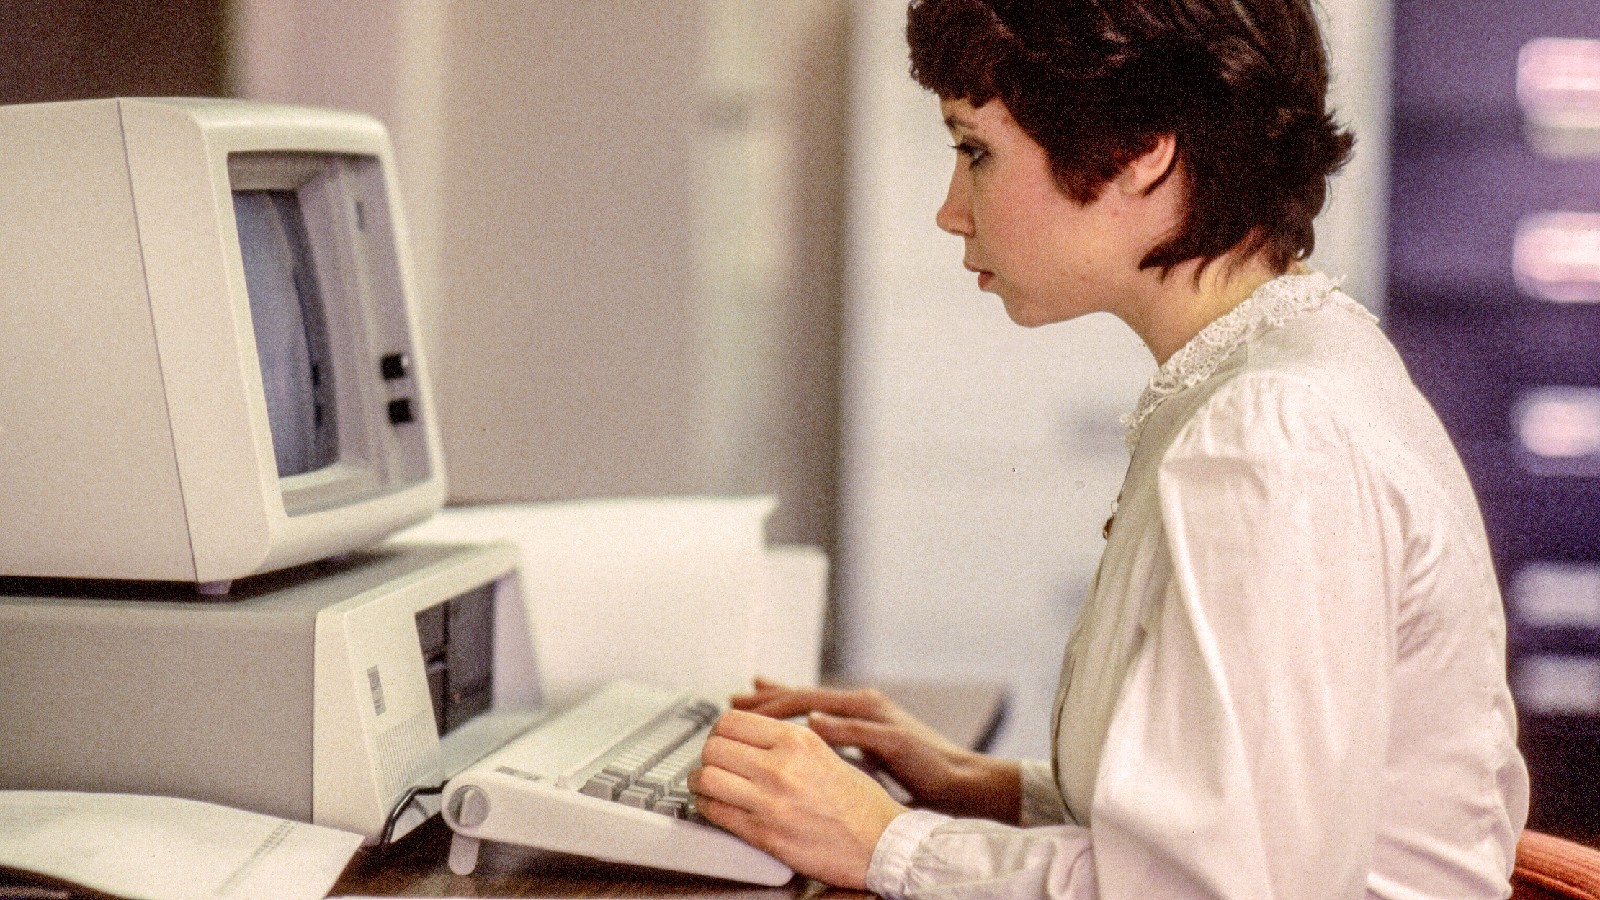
xmin=440 ymin=680 xmax=794 ymax=885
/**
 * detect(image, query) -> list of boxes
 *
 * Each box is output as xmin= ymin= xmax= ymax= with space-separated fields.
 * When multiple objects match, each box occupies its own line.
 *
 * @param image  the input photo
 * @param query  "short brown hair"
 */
xmin=907 ymin=0 xmax=1354 ymax=274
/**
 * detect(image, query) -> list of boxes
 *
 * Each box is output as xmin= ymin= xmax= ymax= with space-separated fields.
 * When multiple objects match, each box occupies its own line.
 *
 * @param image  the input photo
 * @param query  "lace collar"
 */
xmin=1120 ymin=271 xmax=1371 ymax=451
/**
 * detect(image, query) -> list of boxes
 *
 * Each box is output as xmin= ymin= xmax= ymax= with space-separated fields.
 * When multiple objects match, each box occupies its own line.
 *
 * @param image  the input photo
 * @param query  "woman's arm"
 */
xmin=1078 ymin=378 xmax=1391 ymax=900
xmin=730 ymin=679 xmax=1024 ymax=823
xmin=689 ymin=709 xmax=1092 ymax=894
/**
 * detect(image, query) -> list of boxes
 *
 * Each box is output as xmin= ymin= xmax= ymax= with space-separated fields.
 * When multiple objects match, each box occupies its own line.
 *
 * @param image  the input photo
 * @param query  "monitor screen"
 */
xmin=233 ymin=188 xmax=339 ymax=478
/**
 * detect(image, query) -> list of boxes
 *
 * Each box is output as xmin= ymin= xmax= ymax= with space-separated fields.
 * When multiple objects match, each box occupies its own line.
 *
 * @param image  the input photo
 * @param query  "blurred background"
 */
xmin=2 ymin=0 xmax=1597 ymax=839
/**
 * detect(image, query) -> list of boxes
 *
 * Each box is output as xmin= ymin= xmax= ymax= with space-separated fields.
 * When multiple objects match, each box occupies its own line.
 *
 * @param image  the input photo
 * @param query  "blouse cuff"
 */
xmin=1018 ymin=759 xmax=1068 ymax=826
xmin=865 ymin=809 xmax=951 ymax=900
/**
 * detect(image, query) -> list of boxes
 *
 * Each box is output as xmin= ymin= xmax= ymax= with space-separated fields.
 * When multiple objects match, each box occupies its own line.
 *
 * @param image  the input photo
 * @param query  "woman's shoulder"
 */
xmin=1244 ymin=290 xmax=1394 ymax=382
xmin=1164 ymin=298 xmax=1424 ymax=464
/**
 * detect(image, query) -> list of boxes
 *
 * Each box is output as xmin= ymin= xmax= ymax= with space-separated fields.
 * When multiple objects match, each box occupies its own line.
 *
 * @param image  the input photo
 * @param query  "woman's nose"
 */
xmin=936 ymin=172 xmax=972 ymax=237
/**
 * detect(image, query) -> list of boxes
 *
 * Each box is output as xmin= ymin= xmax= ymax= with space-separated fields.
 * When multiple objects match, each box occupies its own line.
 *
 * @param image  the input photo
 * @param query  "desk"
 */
xmin=333 ymin=680 xmax=1008 ymax=898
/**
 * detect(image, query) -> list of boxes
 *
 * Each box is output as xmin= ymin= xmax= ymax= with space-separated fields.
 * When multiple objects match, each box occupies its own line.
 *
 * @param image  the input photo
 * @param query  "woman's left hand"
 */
xmin=689 ymin=708 xmax=908 ymax=889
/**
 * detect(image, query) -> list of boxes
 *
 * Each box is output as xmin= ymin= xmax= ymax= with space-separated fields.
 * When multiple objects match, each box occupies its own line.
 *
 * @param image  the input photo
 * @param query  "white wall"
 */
xmin=838 ymin=0 xmax=1392 ymax=757
xmin=1313 ymin=0 xmax=1396 ymax=310
xmin=229 ymin=0 xmax=449 ymax=355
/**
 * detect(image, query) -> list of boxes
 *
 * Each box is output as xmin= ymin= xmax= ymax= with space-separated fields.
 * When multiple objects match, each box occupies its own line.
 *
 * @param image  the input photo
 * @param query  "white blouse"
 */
xmin=865 ymin=273 xmax=1529 ymax=900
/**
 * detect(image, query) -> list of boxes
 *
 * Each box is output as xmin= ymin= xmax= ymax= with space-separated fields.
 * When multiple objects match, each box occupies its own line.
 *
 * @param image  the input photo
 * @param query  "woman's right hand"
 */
xmin=730 ymin=677 xmax=1022 ymax=824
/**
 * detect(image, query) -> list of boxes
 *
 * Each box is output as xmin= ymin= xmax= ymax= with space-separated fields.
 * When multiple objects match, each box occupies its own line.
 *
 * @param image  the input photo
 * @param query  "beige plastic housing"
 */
xmin=0 ymin=541 xmax=539 ymax=844
xmin=0 ymin=98 xmax=445 ymax=588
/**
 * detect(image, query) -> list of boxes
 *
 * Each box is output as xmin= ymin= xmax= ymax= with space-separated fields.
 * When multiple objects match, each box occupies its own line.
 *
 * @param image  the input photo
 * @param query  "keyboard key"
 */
xmin=603 ymin=761 xmax=640 ymax=780
xmin=565 ymin=697 xmax=724 ymax=822
xmin=636 ymin=770 xmax=673 ymax=791
xmin=581 ymin=772 xmax=625 ymax=800
xmin=619 ymin=785 xmax=661 ymax=809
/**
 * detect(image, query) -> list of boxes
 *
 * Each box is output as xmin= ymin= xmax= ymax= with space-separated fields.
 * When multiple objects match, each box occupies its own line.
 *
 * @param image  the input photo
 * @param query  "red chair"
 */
xmin=1513 ymin=830 xmax=1600 ymax=900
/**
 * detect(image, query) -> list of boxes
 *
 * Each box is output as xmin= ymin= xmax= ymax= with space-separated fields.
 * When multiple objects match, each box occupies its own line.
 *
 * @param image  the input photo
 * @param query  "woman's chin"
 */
xmin=1000 ymin=295 xmax=1087 ymax=329
xmin=998 ymin=295 xmax=1052 ymax=328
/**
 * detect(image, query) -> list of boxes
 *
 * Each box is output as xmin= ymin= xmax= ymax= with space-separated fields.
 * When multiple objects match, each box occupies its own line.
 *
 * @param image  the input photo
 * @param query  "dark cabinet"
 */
xmin=1387 ymin=0 xmax=1600 ymax=837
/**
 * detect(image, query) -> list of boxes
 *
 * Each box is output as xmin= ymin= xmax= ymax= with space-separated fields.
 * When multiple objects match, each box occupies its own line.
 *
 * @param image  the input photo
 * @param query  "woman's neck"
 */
xmin=1124 ymin=254 xmax=1293 ymax=365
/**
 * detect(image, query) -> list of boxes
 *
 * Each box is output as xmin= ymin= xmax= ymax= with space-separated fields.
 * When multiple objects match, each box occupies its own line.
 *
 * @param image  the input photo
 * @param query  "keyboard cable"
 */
xmin=380 ymin=782 xmax=447 ymax=845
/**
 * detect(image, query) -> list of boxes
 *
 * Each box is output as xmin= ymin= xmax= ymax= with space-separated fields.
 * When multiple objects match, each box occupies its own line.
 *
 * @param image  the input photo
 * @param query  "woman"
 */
xmin=688 ymin=0 xmax=1529 ymax=897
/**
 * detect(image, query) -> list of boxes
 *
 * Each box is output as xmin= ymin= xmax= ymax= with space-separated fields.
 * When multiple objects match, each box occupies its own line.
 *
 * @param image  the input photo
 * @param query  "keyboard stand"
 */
xmin=448 ymin=832 xmax=481 ymax=876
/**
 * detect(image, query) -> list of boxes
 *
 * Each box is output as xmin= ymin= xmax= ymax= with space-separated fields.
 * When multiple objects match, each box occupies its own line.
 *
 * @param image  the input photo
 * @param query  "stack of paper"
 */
xmin=396 ymin=496 xmax=827 ymax=702
xmin=0 ymin=791 xmax=361 ymax=900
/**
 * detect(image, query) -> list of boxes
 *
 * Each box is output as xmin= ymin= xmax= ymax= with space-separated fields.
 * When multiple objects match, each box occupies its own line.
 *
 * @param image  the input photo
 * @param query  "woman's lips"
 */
xmin=964 ymin=260 xmax=993 ymax=291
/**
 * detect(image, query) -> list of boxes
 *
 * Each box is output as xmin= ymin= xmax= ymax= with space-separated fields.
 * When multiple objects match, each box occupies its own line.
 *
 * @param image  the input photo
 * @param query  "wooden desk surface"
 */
xmin=332 ymin=680 xmax=1007 ymax=898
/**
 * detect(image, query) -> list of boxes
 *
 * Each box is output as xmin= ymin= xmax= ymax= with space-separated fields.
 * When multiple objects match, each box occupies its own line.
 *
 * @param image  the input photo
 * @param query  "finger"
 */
xmin=730 ymin=675 xmax=789 ymax=703
xmin=711 ymin=708 xmax=799 ymax=747
xmin=733 ymin=694 xmax=811 ymax=716
xmin=808 ymin=712 xmax=903 ymax=755
xmin=699 ymin=732 xmax=775 ymax=779
xmin=738 ymin=687 xmax=890 ymax=723
xmin=691 ymin=791 xmax=766 ymax=843
xmin=688 ymin=763 xmax=762 ymax=814
xmin=729 ymin=689 xmax=781 ymax=710
xmin=730 ymin=678 xmax=802 ymax=711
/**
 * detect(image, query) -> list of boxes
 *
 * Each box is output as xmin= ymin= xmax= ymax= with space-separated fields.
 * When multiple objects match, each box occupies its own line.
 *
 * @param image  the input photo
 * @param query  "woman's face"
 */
xmin=937 ymin=97 xmax=1150 ymax=327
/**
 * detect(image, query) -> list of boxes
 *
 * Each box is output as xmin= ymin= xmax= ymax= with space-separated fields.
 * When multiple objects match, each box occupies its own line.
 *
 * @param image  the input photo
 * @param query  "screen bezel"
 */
xmin=228 ymin=152 xmax=404 ymax=516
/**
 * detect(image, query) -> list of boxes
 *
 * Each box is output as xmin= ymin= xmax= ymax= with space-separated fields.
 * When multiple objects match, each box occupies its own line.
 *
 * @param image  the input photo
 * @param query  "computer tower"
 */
xmin=0 ymin=541 xmax=539 ymax=844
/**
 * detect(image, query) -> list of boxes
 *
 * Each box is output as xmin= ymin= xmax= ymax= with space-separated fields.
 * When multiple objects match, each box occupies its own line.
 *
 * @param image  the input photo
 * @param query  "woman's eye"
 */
xmin=952 ymin=141 xmax=988 ymax=166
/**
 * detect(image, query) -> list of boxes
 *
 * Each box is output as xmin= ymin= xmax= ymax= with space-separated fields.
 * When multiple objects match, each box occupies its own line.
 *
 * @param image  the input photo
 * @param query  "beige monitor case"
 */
xmin=0 ymin=98 xmax=445 ymax=591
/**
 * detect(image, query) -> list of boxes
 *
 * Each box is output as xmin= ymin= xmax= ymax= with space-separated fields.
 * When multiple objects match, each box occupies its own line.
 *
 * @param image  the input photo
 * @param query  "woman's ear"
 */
xmin=1113 ymin=134 xmax=1179 ymax=197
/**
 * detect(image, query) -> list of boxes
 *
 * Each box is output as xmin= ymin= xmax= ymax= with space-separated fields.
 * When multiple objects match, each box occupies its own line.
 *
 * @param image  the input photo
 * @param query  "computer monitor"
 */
xmin=0 ymin=98 xmax=445 ymax=592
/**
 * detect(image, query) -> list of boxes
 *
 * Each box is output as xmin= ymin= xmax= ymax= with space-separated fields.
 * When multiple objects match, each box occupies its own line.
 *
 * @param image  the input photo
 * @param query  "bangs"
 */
xmin=906 ymin=0 xmax=1014 ymax=104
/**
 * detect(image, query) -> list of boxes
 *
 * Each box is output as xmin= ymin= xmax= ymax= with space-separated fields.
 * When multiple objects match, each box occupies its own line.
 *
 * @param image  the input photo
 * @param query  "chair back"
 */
xmin=1514 ymin=830 xmax=1600 ymax=900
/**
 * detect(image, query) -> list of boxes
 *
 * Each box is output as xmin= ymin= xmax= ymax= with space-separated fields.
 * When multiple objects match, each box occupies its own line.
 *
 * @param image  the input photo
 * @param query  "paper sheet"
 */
xmin=0 ymin=791 xmax=361 ymax=900
xmin=396 ymin=496 xmax=822 ymax=701
xmin=755 ymin=545 xmax=829 ymax=686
